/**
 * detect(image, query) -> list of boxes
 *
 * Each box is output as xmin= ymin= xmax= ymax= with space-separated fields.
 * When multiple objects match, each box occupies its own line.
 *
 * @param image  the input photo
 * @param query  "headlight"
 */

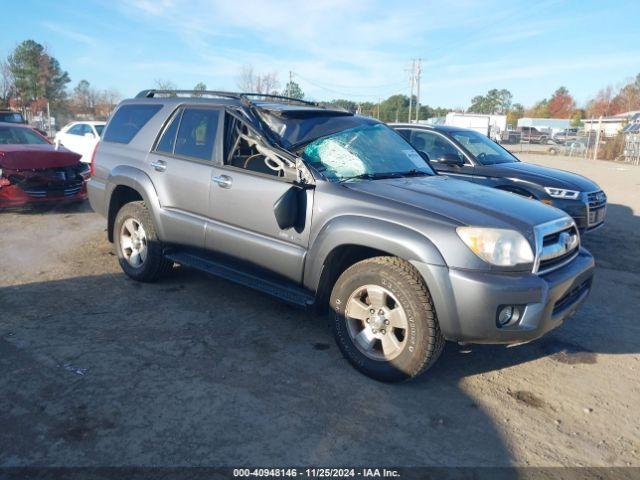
xmin=544 ymin=187 xmax=580 ymax=200
xmin=457 ymin=227 xmax=534 ymax=267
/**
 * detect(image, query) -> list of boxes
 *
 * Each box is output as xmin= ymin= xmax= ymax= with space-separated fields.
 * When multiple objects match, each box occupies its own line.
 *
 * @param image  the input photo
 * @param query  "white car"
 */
xmin=54 ymin=121 xmax=105 ymax=163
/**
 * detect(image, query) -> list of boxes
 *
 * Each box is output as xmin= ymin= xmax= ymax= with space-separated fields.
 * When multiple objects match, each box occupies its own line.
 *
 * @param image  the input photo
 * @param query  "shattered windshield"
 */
xmin=301 ymin=124 xmax=435 ymax=182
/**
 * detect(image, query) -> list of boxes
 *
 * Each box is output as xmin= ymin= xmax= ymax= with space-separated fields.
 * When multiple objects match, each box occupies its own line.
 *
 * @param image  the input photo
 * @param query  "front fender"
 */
xmin=106 ymin=166 xmax=166 ymax=241
xmin=303 ymin=215 xmax=446 ymax=292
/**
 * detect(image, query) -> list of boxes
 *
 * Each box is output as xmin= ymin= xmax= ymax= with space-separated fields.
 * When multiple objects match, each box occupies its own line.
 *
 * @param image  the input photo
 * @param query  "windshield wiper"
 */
xmin=392 ymin=169 xmax=432 ymax=178
xmin=339 ymin=169 xmax=431 ymax=183
xmin=339 ymin=172 xmax=397 ymax=182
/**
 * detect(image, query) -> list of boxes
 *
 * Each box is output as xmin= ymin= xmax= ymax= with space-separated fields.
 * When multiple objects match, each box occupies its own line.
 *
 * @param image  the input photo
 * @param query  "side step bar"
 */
xmin=165 ymin=250 xmax=315 ymax=308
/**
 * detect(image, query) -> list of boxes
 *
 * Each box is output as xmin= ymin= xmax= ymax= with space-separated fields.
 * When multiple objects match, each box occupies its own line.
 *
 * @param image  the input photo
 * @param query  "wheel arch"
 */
xmin=305 ymin=216 xmax=446 ymax=311
xmin=106 ymin=166 xmax=164 ymax=242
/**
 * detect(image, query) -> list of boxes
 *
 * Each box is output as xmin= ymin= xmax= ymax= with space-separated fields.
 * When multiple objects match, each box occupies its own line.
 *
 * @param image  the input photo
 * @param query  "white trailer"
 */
xmin=445 ymin=113 xmax=507 ymax=141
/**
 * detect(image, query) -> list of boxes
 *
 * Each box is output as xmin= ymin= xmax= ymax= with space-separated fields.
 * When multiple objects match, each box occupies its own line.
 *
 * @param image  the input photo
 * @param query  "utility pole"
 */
xmin=288 ymin=71 xmax=293 ymax=98
xmin=415 ymin=58 xmax=422 ymax=123
xmin=407 ymin=59 xmax=415 ymax=123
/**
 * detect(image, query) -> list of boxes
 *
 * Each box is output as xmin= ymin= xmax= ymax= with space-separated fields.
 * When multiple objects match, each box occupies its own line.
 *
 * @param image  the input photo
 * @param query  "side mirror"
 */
xmin=84 ymin=132 xmax=95 ymax=139
xmin=273 ymin=186 xmax=308 ymax=232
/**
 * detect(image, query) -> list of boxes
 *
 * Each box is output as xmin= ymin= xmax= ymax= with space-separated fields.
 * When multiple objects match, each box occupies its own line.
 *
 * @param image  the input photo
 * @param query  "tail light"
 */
xmin=0 ymin=167 xmax=10 ymax=187
xmin=90 ymin=142 xmax=99 ymax=176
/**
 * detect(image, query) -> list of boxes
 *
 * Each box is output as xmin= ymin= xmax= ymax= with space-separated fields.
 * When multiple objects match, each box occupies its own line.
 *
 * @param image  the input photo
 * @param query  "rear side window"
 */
xmin=155 ymin=109 xmax=183 ymax=154
xmin=174 ymin=108 xmax=219 ymax=161
xmin=103 ymin=104 xmax=162 ymax=144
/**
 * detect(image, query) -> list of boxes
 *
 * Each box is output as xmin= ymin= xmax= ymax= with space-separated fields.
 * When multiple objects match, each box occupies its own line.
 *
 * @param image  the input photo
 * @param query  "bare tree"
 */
xmin=0 ymin=59 xmax=13 ymax=106
xmin=236 ymin=65 xmax=256 ymax=92
xmin=154 ymin=79 xmax=177 ymax=91
xmin=236 ymin=65 xmax=279 ymax=94
xmin=255 ymin=72 xmax=279 ymax=95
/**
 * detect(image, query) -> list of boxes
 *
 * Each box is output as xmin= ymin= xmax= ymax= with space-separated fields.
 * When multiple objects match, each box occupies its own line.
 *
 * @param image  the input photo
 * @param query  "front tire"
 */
xmin=329 ymin=256 xmax=444 ymax=382
xmin=114 ymin=201 xmax=172 ymax=282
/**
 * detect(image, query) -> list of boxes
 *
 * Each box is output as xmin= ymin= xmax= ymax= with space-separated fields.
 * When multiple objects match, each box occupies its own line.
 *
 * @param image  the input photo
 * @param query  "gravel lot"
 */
xmin=1 ymin=154 xmax=639 ymax=467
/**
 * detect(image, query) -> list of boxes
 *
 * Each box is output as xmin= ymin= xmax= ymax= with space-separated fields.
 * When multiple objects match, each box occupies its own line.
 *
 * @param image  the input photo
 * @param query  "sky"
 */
xmin=2 ymin=0 xmax=640 ymax=108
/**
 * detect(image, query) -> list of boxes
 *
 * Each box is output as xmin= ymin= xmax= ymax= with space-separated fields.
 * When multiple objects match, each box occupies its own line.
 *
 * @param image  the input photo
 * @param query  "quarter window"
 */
xmin=174 ymin=108 xmax=219 ymax=161
xmin=103 ymin=104 xmax=162 ymax=144
xmin=155 ymin=109 xmax=182 ymax=154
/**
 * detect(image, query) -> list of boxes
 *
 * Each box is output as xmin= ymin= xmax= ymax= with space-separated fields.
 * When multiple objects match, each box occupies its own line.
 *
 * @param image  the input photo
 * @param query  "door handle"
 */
xmin=151 ymin=160 xmax=167 ymax=172
xmin=212 ymin=175 xmax=232 ymax=189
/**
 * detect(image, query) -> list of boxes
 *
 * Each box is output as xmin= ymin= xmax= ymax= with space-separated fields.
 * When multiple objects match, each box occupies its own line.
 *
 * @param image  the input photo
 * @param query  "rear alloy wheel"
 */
xmin=330 ymin=256 xmax=445 ymax=382
xmin=120 ymin=218 xmax=148 ymax=268
xmin=114 ymin=201 xmax=172 ymax=282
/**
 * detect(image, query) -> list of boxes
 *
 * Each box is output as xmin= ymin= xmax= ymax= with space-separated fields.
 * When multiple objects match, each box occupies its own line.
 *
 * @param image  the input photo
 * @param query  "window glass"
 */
xmin=155 ymin=109 xmax=182 ymax=154
xmin=103 ymin=104 xmax=162 ymax=144
xmin=174 ymin=108 xmax=219 ymax=161
xmin=301 ymin=124 xmax=434 ymax=182
xmin=410 ymin=130 xmax=464 ymax=163
xmin=450 ymin=130 xmax=518 ymax=165
xmin=68 ymin=124 xmax=85 ymax=135
xmin=0 ymin=112 xmax=25 ymax=123
xmin=94 ymin=125 xmax=105 ymax=136
xmin=0 ymin=126 xmax=49 ymax=145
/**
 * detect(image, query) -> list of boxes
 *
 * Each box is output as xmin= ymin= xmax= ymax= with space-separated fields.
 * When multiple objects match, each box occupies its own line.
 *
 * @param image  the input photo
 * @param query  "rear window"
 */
xmin=0 ymin=112 xmax=25 ymax=123
xmin=103 ymin=104 xmax=162 ymax=144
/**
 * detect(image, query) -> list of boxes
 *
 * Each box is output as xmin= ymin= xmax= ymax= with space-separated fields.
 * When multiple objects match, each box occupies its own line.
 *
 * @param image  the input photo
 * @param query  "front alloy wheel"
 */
xmin=345 ymin=284 xmax=409 ymax=362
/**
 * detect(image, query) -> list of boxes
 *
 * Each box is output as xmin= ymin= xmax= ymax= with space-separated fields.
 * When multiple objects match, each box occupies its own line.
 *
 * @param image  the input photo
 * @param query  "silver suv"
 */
xmin=88 ymin=90 xmax=595 ymax=382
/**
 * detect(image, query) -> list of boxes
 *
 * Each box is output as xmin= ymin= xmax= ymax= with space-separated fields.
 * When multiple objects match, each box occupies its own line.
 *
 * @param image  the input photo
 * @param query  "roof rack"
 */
xmin=134 ymin=89 xmax=321 ymax=108
xmin=135 ymin=89 xmax=240 ymax=100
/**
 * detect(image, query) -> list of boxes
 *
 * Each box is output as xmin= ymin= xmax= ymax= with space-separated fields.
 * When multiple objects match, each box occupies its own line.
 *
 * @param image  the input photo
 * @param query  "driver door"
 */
xmin=404 ymin=129 xmax=476 ymax=180
xmin=205 ymin=113 xmax=313 ymax=283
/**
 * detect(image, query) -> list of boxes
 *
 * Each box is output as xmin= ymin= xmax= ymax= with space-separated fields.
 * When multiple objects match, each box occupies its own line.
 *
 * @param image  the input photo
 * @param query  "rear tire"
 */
xmin=114 ymin=201 xmax=172 ymax=282
xmin=329 ymin=256 xmax=444 ymax=382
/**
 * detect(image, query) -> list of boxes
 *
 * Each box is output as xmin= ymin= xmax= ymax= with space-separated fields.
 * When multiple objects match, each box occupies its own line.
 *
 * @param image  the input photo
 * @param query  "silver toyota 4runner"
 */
xmin=88 ymin=90 xmax=595 ymax=382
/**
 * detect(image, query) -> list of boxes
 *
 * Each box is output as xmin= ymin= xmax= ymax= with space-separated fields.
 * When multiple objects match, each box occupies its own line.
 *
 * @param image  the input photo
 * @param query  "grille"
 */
xmin=587 ymin=190 xmax=606 ymax=209
xmin=587 ymin=190 xmax=606 ymax=227
xmin=538 ymin=225 xmax=580 ymax=274
xmin=553 ymin=278 xmax=592 ymax=315
xmin=21 ymin=181 xmax=83 ymax=198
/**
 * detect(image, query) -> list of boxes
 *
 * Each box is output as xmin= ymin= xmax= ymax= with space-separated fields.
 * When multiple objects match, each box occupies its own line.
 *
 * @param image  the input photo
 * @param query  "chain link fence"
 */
xmin=500 ymin=129 xmax=639 ymax=165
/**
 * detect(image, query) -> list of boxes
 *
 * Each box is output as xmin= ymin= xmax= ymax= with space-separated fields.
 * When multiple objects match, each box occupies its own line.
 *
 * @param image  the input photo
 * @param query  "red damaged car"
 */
xmin=0 ymin=122 xmax=90 ymax=208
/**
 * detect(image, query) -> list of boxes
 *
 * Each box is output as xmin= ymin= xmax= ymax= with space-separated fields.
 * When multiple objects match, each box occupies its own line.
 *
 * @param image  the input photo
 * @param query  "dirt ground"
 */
xmin=1 ymin=154 xmax=639 ymax=467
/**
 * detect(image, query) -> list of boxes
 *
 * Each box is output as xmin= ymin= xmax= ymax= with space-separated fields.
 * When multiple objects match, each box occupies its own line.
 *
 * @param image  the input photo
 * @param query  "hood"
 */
xmin=491 ymin=161 xmax=599 ymax=191
xmin=0 ymin=144 xmax=81 ymax=170
xmin=345 ymin=175 xmax=568 ymax=232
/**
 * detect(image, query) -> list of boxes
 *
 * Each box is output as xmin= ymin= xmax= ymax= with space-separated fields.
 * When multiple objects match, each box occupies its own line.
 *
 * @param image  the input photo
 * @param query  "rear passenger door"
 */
xmin=147 ymin=105 xmax=223 ymax=249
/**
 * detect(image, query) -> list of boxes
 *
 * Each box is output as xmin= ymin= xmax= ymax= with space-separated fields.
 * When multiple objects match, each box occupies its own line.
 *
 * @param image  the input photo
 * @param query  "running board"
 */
xmin=165 ymin=250 xmax=315 ymax=308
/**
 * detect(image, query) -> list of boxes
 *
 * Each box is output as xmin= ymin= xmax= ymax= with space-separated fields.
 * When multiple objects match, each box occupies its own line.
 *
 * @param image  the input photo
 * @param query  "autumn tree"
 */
xmin=526 ymin=99 xmax=551 ymax=118
xmin=547 ymin=87 xmax=575 ymax=118
xmin=506 ymin=103 xmax=525 ymax=127
xmin=586 ymin=86 xmax=615 ymax=118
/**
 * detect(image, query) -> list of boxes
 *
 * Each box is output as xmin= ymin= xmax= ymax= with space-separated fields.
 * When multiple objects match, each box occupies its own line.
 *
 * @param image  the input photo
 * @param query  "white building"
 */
xmin=584 ymin=111 xmax=640 ymax=137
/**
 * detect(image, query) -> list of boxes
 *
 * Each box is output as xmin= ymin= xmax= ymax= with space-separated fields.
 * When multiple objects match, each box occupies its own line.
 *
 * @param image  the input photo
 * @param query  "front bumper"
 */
xmin=550 ymin=193 xmax=606 ymax=232
xmin=413 ymin=247 xmax=595 ymax=344
xmin=0 ymin=182 xmax=87 ymax=207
